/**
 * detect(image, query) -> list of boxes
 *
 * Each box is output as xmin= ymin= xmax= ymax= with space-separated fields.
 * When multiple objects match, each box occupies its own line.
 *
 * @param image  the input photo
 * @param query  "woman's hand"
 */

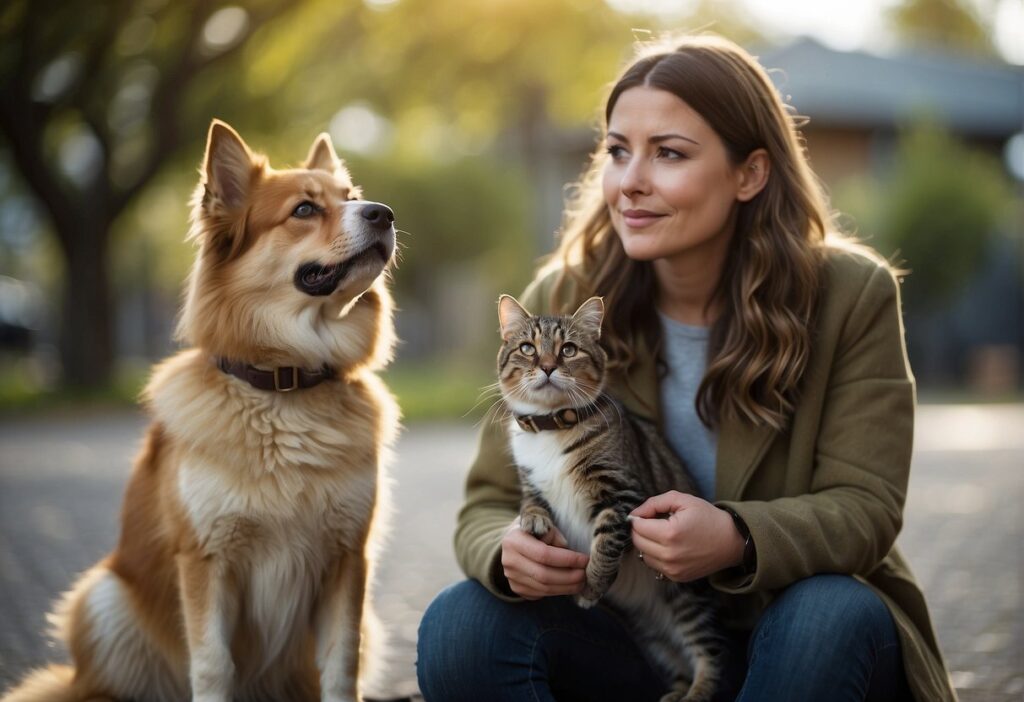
xmin=500 ymin=517 xmax=589 ymax=599
xmin=630 ymin=491 xmax=745 ymax=582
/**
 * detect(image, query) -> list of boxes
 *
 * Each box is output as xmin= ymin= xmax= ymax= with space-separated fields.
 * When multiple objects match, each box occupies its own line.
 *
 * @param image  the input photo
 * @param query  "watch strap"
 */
xmin=721 ymin=506 xmax=757 ymax=575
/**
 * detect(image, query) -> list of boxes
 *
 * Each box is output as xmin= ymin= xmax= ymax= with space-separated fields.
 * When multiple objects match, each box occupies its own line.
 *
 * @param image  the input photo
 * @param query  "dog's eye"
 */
xmin=560 ymin=343 xmax=577 ymax=358
xmin=519 ymin=343 xmax=536 ymax=356
xmin=292 ymin=201 xmax=318 ymax=218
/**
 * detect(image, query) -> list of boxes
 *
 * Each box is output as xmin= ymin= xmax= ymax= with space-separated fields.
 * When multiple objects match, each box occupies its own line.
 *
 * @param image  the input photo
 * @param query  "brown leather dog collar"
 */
xmin=216 ymin=357 xmax=336 ymax=392
xmin=514 ymin=403 xmax=601 ymax=432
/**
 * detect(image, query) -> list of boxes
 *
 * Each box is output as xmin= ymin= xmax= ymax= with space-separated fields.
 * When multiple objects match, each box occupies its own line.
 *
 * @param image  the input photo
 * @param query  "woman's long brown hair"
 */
xmin=548 ymin=34 xmax=834 ymax=431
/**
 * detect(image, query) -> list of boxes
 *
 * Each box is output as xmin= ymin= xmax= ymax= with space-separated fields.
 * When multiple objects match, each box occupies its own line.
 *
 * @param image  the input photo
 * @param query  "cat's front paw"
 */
xmin=574 ymin=583 xmax=602 ymax=609
xmin=520 ymin=512 xmax=553 ymax=538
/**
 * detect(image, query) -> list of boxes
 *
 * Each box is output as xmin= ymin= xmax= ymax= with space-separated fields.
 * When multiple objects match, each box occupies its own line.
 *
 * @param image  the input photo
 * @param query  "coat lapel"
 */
xmin=606 ymin=335 xmax=661 ymax=424
xmin=607 ymin=333 xmax=777 ymax=501
xmin=715 ymin=412 xmax=776 ymax=501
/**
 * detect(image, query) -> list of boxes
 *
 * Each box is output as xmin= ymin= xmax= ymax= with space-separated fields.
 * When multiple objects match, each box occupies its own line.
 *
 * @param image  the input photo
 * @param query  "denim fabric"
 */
xmin=416 ymin=574 xmax=910 ymax=702
xmin=739 ymin=574 xmax=912 ymax=702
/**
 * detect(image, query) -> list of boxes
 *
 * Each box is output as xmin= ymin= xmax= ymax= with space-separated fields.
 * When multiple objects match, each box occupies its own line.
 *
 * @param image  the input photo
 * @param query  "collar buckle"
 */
xmin=273 ymin=366 xmax=298 ymax=392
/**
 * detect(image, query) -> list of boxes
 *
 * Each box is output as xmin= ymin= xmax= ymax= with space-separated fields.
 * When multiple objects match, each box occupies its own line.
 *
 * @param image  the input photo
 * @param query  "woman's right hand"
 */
xmin=500 ymin=517 xmax=589 ymax=599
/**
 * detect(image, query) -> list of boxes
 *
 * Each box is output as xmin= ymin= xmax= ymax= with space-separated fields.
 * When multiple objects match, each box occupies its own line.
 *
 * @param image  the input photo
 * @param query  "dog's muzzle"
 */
xmin=294 ymin=203 xmax=396 ymax=297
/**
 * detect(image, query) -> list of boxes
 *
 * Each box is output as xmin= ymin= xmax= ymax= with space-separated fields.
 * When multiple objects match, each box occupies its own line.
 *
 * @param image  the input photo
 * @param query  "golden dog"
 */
xmin=3 ymin=120 xmax=399 ymax=702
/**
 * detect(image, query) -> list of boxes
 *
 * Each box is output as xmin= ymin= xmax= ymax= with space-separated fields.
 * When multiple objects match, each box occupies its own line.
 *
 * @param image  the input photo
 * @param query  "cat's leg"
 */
xmin=576 ymin=504 xmax=633 ymax=608
xmin=518 ymin=471 xmax=555 ymax=538
xmin=656 ymin=585 xmax=726 ymax=702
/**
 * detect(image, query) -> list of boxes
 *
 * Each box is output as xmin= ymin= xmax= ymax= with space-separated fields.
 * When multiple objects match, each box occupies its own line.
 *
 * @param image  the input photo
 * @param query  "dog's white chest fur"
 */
xmin=509 ymin=424 xmax=592 ymax=553
xmin=178 ymin=458 xmax=374 ymax=662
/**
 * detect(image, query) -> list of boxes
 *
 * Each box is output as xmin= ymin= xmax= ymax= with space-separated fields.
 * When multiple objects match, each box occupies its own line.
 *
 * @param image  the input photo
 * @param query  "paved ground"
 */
xmin=0 ymin=405 xmax=1021 ymax=700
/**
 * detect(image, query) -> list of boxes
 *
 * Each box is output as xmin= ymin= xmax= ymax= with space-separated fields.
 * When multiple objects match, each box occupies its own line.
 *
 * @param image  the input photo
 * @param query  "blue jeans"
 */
xmin=416 ymin=574 xmax=911 ymax=701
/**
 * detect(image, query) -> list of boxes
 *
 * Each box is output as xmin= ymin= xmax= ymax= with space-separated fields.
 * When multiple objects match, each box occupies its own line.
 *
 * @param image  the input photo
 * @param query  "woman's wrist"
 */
xmin=719 ymin=506 xmax=756 ymax=574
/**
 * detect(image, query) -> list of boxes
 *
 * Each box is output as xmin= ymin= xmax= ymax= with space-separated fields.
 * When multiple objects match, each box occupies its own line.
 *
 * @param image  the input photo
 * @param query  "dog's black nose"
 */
xmin=361 ymin=203 xmax=394 ymax=228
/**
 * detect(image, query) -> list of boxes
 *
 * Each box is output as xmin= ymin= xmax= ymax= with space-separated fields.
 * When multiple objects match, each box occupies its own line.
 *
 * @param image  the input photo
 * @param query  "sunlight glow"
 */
xmin=330 ymin=103 xmax=393 ymax=155
xmin=201 ymin=7 xmax=249 ymax=53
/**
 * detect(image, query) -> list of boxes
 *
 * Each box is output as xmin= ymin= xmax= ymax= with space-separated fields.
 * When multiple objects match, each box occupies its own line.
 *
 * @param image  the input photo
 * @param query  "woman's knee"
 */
xmin=416 ymin=580 xmax=535 ymax=701
xmin=752 ymin=574 xmax=897 ymax=661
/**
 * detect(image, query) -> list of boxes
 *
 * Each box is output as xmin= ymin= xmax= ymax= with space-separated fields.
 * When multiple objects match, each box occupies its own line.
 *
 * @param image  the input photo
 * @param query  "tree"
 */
xmin=885 ymin=0 xmax=996 ymax=56
xmin=0 ymin=0 xmax=296 ymax=390
xmin=880 ymin=121 xmax=1012 ymax=308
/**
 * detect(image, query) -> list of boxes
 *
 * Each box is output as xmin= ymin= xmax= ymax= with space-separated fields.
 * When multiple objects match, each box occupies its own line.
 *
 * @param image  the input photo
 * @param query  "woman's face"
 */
xmin=602 ymin=86 xmax=746 ymax=267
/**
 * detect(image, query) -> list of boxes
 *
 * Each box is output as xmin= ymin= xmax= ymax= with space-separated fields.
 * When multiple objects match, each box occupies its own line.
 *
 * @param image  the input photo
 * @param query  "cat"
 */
xmin=496 ymin=293 xmax=725 ymax=702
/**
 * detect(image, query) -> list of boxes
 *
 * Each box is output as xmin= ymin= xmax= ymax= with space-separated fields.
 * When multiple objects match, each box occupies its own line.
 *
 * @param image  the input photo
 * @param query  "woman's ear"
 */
xmin=736 ymin=148 xmax=770 ymax=202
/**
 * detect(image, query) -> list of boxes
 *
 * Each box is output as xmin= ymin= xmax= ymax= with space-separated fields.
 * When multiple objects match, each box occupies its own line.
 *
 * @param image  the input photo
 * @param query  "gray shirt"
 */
xmin=658 ymin=313 xmax=718 ymax=500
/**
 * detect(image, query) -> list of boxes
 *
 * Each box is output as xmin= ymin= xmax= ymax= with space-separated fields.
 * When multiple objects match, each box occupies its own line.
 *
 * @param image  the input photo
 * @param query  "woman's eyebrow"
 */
xmin=651 ymin=133 xmax=700 ymax=146
xmin=606 ymin=131 xmax=700 ymax=146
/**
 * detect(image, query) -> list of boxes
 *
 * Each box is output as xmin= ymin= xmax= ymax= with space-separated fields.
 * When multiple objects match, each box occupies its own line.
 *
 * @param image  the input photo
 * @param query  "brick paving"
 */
xmin=1 ymin=405 xmax=1021 ymax=700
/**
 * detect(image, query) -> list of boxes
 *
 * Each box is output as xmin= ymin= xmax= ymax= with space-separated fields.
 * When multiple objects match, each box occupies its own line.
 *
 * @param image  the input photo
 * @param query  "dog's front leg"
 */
xmin=315 ymin=550 xmax=368 ymax=702
xmin=178 ymin=553 xmax=237 ymax=702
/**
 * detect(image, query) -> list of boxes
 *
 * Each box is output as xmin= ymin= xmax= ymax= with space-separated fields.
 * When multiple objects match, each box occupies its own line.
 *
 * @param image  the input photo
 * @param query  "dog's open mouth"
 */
xmin=294 ymin=242 xmax=390 ymax=296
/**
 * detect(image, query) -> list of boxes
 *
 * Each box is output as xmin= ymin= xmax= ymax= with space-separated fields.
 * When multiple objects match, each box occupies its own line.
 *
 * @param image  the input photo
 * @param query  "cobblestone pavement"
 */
xmin=1 ymin=405 xmax=1021 ymax=700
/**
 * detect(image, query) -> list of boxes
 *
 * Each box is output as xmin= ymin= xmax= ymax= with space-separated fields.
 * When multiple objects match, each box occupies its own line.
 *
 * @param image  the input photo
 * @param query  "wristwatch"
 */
xmin=721 ymin=506 xmax=757 ymax=575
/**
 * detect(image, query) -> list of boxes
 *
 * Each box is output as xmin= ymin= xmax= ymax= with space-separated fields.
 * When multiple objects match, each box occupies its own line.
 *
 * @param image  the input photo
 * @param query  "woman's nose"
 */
xmin=619 ymin=158 xmax=650 ymax=197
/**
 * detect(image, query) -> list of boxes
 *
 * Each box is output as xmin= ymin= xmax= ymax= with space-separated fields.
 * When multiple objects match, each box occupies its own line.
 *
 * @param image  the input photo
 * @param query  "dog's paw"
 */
xmin=520 ymin=513 xmax=553 ymax=538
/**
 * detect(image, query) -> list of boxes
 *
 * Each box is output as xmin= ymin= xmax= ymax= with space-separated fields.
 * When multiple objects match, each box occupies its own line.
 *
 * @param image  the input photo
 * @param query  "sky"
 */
xmin=606 ymin=0 xmax=1024 ymax=64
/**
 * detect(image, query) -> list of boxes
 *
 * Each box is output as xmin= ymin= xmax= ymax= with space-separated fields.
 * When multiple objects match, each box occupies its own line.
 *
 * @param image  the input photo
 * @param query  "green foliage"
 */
xmin=348 ymin=153 xmax=533 ymax=295
xmin=384 ymin=359 xmax=495 ymax=422
xmin=881 ymin=122 xmax=1011 ymax=306
xmin=834 ymin=121 xmax=1014 ymax=309
xmin=886 ymin=0 xmax=996 ymax=57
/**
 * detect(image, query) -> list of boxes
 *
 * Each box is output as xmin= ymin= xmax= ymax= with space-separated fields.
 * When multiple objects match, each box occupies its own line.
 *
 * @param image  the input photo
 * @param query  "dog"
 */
xmin=2 ymin=120 xmax=400 ymax=702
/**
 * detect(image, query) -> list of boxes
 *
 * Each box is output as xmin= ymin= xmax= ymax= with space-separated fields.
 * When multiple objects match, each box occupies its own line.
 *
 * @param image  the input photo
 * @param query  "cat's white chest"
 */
xmin=509 ymin=423 xmax=592 ymax=553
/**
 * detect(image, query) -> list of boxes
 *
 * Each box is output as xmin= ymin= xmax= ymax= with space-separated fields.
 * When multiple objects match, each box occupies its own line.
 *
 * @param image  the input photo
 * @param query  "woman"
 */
xmin=417 ymin=34 xmax=956 ymax=701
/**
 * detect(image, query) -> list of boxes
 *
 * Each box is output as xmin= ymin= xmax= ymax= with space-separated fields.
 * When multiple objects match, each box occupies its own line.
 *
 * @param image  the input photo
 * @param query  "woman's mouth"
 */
xmin=620 ymin=209 xmax=665 ymax=228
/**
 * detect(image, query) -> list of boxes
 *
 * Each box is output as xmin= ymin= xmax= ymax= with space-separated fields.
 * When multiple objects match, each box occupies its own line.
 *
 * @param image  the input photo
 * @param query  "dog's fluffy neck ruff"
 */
xmin=178 ymin=257 xmax=395 ymax=378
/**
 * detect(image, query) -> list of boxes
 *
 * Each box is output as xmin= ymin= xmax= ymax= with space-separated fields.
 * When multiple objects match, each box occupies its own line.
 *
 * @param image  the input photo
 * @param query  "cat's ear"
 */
xmin=498 ymin=294 xmax=531 ymax=340
xmin=571 ymin=296 xmax=605 ymax=338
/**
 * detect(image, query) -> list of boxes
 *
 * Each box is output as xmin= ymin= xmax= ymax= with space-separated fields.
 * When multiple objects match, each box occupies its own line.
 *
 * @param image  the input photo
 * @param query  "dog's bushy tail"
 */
xmin=0 ymin=665 xmax=98 ymax=702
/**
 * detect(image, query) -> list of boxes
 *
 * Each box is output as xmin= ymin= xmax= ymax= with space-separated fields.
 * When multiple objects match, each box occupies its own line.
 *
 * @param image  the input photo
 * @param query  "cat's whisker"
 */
xmin=463 ymin=384 xmax=504 ymax=419
xmin=475 ymin=397 xmax=514 ymax=429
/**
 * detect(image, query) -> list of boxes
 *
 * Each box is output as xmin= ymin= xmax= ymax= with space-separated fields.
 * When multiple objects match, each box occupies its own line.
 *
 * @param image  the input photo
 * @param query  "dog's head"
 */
xmin=177 ymin=120 xmax=396 ymax=371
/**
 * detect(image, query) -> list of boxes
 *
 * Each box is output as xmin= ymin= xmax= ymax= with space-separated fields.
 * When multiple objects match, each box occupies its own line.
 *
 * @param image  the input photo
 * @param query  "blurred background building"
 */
xmin=1 ymin=0 xmax=1021 ymax=414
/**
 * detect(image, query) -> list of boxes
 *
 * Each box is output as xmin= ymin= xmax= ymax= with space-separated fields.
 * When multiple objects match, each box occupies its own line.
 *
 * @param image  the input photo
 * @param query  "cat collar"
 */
xmin=514 ymin=404 xmax=601 ymax=432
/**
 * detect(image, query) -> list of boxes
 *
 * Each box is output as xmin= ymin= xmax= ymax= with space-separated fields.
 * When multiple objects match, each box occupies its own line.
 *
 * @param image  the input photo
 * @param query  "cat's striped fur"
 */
xmin=497 ymin=294 xmax=725 ymax=702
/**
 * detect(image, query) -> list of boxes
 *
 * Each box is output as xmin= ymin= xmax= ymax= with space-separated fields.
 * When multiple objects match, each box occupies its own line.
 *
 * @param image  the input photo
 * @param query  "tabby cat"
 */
xmin=496 ymin=294 xmax=725 ymax=702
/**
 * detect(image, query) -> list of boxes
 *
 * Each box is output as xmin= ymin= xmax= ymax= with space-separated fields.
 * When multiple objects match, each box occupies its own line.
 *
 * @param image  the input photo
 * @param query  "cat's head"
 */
xmin=496 ymin=295 xmax=607 ymax=414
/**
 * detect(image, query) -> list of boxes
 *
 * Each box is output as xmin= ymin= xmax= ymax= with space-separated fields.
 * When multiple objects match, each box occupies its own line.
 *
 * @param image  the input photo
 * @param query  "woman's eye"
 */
xmin=519 ymin=343 xmax=536 ymax=356
xmin=657 ymin=146 xmax=685 ymax=160
xmin=605 ymin=144 xmax=627 ymax=160
xmin=292 ymin=201 xmax=317 ymax=218
xmin=560 ymin=343 xmax=577 ymax=358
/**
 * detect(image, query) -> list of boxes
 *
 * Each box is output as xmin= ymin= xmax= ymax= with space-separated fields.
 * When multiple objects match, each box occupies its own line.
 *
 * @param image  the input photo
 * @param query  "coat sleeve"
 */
xmin=452 ymin=275 xmax=555 ymax=600
xmin=712 ymin=261 xmax=915 ymax=593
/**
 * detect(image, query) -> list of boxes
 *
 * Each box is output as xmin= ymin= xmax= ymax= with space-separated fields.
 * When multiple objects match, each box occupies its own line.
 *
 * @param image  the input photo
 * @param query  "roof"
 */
xmin=757 ymin=37 xmax=1024 ymax=137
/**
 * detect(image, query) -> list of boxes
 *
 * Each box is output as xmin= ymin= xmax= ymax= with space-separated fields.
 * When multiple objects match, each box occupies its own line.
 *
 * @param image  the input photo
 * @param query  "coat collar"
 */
xmin=607 ymin=333 xmax=776 ymax=501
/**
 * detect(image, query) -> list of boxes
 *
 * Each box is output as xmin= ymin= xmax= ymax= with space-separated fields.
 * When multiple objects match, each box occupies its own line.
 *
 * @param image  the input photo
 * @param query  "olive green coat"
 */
xmin=454 ymin=246 xmax=957 ymax=701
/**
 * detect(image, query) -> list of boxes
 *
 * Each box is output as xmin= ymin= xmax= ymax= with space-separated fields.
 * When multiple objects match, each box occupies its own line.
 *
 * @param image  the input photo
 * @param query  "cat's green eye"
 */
xmin=519 ymin=343 xmax=536 ymax=356
xmin=560 ymin=343 xmax=578 ymax=358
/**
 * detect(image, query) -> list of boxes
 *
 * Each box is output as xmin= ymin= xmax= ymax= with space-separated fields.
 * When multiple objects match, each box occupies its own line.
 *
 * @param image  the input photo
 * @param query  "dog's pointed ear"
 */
xmin=571 ymin=296 xmax=604 ymax=338
xmin=305 ymin=132 xmax=343 ymax=173
xmin=203 ymin=120 xmax=256 ymax=210
xmin=498 ymin=294 xmax=531 ymax=341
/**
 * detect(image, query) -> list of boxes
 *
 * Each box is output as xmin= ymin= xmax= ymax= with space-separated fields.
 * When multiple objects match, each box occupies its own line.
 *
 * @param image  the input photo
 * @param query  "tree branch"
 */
xmin=110 ymin=0 xmax=295 ymax=216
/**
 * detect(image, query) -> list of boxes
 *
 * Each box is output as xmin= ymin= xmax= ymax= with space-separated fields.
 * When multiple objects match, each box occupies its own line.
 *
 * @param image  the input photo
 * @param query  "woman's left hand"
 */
xmin=629 ymin=491 xmax=745 ymax=582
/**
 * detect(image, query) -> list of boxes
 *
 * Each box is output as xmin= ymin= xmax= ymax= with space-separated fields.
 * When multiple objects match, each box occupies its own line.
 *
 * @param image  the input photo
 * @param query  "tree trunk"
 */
xmin=58 ymin=222 xmax=114 ymax=391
